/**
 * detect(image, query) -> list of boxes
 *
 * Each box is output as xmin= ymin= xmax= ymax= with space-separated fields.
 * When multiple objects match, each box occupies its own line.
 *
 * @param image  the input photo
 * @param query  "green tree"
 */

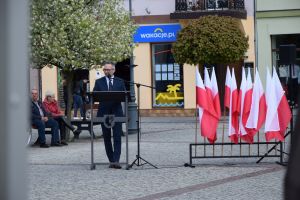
xmin=172 ymin=15 xmax=248 ymax=66
xmin=30 ymin=0 xmax=136 ymax=139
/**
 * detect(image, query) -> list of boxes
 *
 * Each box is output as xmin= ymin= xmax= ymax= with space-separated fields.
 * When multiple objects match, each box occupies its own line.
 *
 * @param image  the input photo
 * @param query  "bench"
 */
xmin=27 ymin=125 xmax=54 ymax=146
xmin=70 ymin=119 xmax=100 ymax=138
xmin=70 ymin=104 xmax=100 ymax=138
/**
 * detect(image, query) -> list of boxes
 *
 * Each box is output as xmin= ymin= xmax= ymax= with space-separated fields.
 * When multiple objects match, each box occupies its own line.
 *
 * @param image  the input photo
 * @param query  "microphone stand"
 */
xmin=114 ymin=77 xmax=157 ymax=169
xmin=129 ymin=82 xmax=158 ymax=169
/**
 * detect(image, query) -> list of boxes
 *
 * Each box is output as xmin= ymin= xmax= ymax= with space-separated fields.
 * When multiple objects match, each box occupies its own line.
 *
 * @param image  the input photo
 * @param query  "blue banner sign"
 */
xmin=133 ymin=24 xmax=182 ymax=43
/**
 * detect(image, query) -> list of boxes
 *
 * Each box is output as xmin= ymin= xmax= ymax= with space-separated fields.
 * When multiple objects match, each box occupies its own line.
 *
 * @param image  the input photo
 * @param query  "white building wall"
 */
xmin=257 ymin=0 xmax=300 ymax=11
xmin=257 ymin=16 xmax=300 ymax=86
xmin=124 ymin=0 xmax=254 ymax=17
xmin=123 ymin=0 xmax=175 ymax=16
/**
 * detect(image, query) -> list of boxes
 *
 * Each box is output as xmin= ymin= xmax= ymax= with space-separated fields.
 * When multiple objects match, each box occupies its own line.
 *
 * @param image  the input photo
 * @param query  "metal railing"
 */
xmin=175 ymin=0 xmax=245 ymax=12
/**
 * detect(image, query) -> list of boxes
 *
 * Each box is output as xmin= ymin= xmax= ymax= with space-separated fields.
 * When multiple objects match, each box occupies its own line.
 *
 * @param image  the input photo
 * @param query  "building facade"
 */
xmin=130 ymin=0 xmax=255 ymax=116
xmin=256 ymin=0 xmax=300 ymax=86
xmin=35 ymin=0 xmax=255 ymax=116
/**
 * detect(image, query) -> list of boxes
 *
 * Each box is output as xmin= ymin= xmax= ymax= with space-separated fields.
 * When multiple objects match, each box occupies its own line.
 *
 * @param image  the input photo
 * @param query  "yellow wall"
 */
xmin=242 ymin=16 xmax=255 ymax=65
xmin=133 ymin=44 xmax=197 ymax=109
xmin=133 ymin=43 xmax=152 ymax=109
xmin=89 ymin=68 xmax=105 ymax=90
xmin=89 ymin=69 xmax=97 ymax=90
xmin=183 ymin=64 xmax=196 ymax=109
xmin=41 ymin=66 xmax=102 ymax=100
xmin=41 ymin=66 xmax=58 ymax=99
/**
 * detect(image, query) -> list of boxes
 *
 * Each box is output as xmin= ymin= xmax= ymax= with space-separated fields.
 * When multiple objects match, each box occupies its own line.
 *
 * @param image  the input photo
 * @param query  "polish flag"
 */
xmin=196 ymin=66 xmax=207 ymax=109
xmin=237 ymin=67 xmax=246 ymax=134
xmin=241 ymin=68 xmax=254 ymax=143
xmin=224 ymin=66 xmax=231 ymax=109
xmin=195 ymin=66 xmax=208 ymax=140
xmin=246 ymin=68 xmax=266 ymax=137
xmin=229 ymin=68 xmax=239 ymax=143
xmin=238 ymin=67 xmax=247 ymax=122
xmin=238 ymin=67 xmax=254 ymax=143
xmin=265 ymin=67 xmax=291 ymax=141
xmin=203 ymin=67 xmax=219 ymax=143
xmin=211 ymin=67 xmax=221 ymax=119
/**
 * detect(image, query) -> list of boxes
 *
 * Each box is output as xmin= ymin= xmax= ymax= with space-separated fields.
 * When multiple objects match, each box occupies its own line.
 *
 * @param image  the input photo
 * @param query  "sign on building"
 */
xmin=133 ymin=24 xmax=182 ymax=43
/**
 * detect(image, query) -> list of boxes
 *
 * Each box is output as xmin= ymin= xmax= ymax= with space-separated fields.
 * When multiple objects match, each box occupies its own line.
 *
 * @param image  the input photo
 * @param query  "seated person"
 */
xmin=31 ymin=89 xmax=62 ymax=148
xmin=43 ymin=91 xmax=81 ymax=144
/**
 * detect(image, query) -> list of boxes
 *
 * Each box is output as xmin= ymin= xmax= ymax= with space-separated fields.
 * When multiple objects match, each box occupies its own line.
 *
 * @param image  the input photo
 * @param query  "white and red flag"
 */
xmin=203 ymin=67 xmax=219 ymax=143
xmin=196 ymin=66 xmax=209 ymax=141
xmin=237 ymin=67 xmax=246 ymax=117
xmin=237 ymin=67 xmax=254 ymax=143
xmin=211 ymin=67 xmax=221 ymax=119
xmin=245 ymin=68 xmax=266 ymax=137
xmin=265 ymin=67 xmax=291 ymax=141
xmin=237 ymin=68 xmax=246 ymax=133
xmin=224 ymin=66 xmax=231 ymax=109
xmin=241 ymin=68 xmax=254 ymax=143
xmin=229 ymin=68 xmax=239 ymax=143
xmin=196 ymin=66 xmax=207 ymax=117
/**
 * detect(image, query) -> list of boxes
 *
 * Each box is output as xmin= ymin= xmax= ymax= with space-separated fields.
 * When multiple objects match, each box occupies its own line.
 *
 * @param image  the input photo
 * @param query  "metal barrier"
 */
xmin=187 ymin=120 xmax=292 ymax=167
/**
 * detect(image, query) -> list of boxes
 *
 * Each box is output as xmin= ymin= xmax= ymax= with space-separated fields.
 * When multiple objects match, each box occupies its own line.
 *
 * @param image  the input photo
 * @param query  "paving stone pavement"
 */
xmin=27 ymin=117 xmax=288 ymax=200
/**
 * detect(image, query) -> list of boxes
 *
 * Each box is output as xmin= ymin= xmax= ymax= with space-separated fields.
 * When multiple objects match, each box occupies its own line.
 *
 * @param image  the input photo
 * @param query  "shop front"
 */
xmin=133 ymin=23 xmax=197 ymax=116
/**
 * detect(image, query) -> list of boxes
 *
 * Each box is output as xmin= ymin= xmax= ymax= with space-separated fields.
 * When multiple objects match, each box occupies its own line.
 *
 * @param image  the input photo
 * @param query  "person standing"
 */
xmin=62 ymin=78 xmax=68 ymax=116
xmin=288 ymin=64 xmax=300 ymax=106
xmin=93 ymin=62 xmax=125 ymax=169
xmin=31 ymin=89 xmax=62 ymax=148
xmin=73 ymin=79 xmax=84 ymax=118
xmin=81 ymin=79 xmax=90 ymax=119
xmin=285 ymin=108 xmax=300 ymax=200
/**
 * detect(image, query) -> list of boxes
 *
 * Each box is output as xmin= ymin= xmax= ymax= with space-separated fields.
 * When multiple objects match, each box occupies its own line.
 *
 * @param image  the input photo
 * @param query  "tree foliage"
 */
xmin=30 ymin=0 xmax=136 ymax=70
xmin=172 ymin=15 xmax=248 ymax=65
xmin=30 ymin=0 xmax=136 ymax=139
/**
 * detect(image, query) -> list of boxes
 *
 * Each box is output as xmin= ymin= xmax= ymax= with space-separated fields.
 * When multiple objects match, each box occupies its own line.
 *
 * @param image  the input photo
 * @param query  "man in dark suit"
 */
xmin=285 ymin=108 xmax=300 ymax=199
xmin=93 ymin=62 xmax=125 ymax=169
xmin=31 ymin=89 xmax=62 ymax=148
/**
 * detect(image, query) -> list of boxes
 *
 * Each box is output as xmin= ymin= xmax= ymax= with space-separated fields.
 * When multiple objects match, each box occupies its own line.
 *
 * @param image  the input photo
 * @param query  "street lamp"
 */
xmin=127 ymin=0 xmax=138 ymax=134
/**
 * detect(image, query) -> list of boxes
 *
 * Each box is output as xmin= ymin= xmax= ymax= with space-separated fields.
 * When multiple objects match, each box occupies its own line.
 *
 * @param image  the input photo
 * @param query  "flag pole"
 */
xmin=239 ymin=135 xmax=242 ymax=156
xmin=230 ymin=141 xmax=233 ymax=156
xmin=194 ymin=108 xmax=198 ymax=157
xmin=221 ymin=106 xmax=226 ymax=156
xmin=248 ymin=142 xmax=251 ymax=156
xmin=204 ymin=137 xmax=206 ymax=157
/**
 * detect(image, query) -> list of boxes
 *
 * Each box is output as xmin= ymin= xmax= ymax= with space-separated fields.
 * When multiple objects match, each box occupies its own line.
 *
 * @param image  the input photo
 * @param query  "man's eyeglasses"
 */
xmin=103 ymin=68 xmax=113 ymax=71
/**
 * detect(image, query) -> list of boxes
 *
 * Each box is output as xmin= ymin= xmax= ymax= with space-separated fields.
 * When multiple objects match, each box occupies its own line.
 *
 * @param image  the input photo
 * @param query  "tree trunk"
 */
xmin=63 ymin=70 xmax=75 ymax=140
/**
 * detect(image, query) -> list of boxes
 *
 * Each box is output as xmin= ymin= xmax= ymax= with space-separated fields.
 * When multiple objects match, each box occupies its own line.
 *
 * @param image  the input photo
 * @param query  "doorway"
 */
xmin=115 ymin=58 xmax=131 ymax=91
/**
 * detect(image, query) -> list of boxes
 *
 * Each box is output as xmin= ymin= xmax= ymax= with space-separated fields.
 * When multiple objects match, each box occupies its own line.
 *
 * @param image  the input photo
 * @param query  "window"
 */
xmin=207 ymin=0 xmax=228 ymax=9
xmin=152 ymin=43 xmax=184 ymax=108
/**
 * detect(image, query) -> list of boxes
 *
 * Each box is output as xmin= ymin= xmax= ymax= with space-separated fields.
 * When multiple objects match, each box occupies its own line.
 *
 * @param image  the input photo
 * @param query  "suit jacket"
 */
xmin=31 ymin=100 xmax=51 ymax=122
xmin=93 ymin=76 xmax=126 ymax=117
xmin=285 ymin=109 xmax=300 ymax=199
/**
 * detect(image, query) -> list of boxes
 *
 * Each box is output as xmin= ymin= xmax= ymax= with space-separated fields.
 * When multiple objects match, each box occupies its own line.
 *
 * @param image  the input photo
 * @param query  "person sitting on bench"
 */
xmin=31 ymin=89 xmax=62 ymax=148
xmin=43 ymin=90 xmax=81 ymax=144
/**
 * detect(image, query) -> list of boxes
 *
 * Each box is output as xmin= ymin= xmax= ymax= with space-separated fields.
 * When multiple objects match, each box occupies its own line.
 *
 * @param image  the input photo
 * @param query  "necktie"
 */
xmin=108 ymin=78 xmax=113 ymax=91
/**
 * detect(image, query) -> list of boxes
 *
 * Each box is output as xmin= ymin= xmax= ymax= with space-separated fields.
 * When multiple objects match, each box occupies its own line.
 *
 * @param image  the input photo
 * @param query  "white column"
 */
xmin=0 ymin=0 xmax=28 ymax=199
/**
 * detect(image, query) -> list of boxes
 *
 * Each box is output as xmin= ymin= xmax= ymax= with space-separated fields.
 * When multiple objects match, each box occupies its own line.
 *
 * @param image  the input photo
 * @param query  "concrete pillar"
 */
xmin=0 ymin=0 xmax=28 ymax=199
